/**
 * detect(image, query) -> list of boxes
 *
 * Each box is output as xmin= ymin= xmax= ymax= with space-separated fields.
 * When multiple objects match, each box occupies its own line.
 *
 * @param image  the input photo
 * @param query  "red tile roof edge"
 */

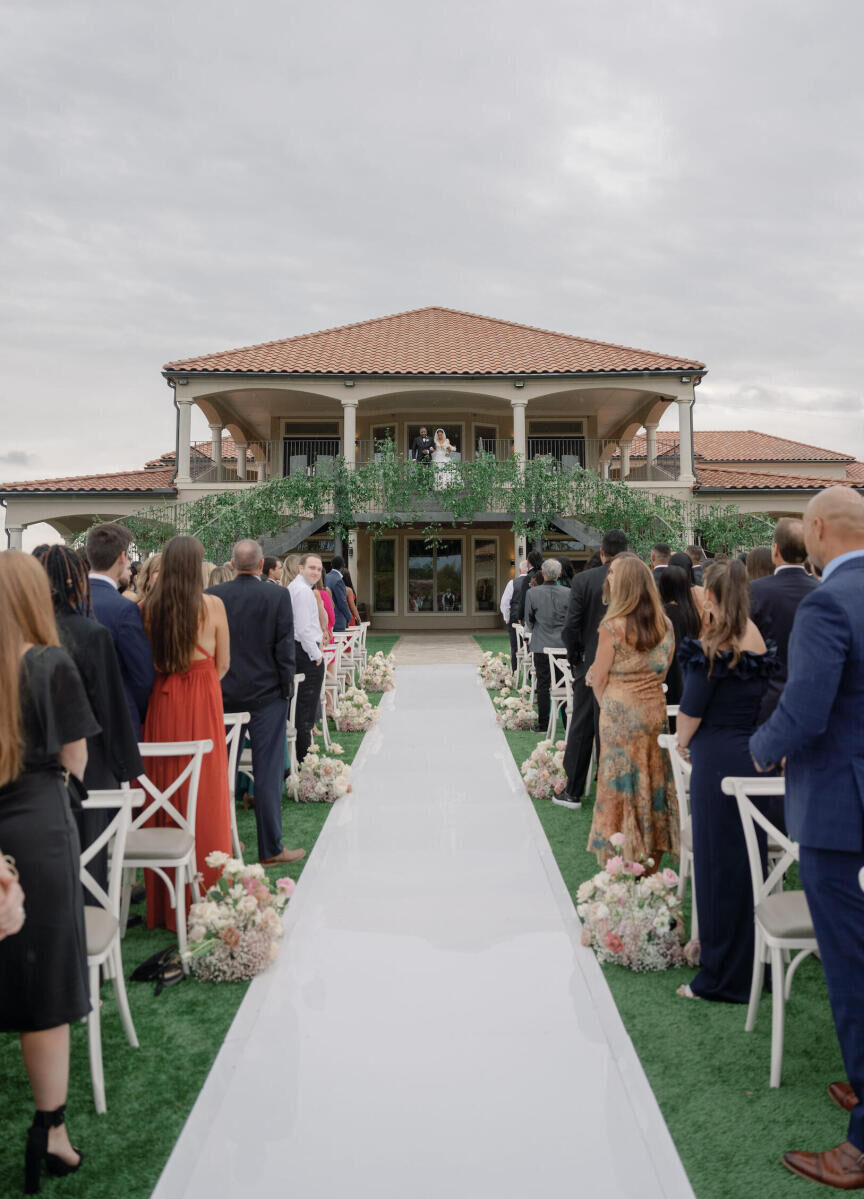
xmin=695 ymin=466 xmax=857 ymax=491
xmin=0 ymin=467 xmax=177 ymax=495
xmin=629 ymin=429 xmax=854 ymax=463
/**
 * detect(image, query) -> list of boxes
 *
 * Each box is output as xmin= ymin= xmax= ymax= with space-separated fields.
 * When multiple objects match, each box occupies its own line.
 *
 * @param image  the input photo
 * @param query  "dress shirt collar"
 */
xmin=88 ymin=572 xmax=118 ymax=590
xmin=773 ymin=564 xmax=807 ymax=574
xmin=821 ymin=548 xmax=864 ymax=581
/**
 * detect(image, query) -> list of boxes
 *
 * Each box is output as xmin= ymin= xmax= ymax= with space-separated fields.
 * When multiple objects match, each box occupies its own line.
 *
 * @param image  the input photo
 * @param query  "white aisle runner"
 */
xmin=153 ymin=666 xmax=693 ymax=1199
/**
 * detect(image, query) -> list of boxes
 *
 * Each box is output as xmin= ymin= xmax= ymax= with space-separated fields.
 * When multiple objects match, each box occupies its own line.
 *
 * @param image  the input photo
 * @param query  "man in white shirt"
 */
xmin=501 ymin=560 xmax=529 ymax=671
xmin=288 ymin=554 xmax=326 ymax=763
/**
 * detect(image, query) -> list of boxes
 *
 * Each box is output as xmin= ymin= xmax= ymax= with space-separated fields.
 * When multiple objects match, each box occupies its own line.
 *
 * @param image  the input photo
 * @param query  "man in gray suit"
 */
xmin=524 ymin=558 xmax=570 ymax=733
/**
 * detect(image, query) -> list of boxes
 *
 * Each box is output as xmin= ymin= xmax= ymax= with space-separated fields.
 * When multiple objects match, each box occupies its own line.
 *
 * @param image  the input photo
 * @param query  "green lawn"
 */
xmin=497 ymin=700 xmax=844 ymax=1199
xmin=0 ymin=690 xmax=386 ymax=1199
xmin=366 ymin=634 xmax=400 ymax=656
xmin=473 ymin=633 xmax=510 ymax=655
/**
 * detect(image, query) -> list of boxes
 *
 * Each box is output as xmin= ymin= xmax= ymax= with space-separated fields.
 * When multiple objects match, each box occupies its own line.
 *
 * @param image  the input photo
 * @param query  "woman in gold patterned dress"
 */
xmin=586 ymin=554 xmax=679 ymax=868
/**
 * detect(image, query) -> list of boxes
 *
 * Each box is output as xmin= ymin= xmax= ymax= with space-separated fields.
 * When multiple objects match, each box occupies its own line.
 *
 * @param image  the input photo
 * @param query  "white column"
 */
xmin=209 ymin=423 xmax=224 ymax=481
xmin=644 ymin=423 xmax=658 ymax=469
xmin=236 ymin=440 xmax=248 ymax=481
xmin=341 ymin=399 xmax=358 ymax=468
xmin=6 ymin=525 xmax=23 ymax=550
xmin=677 ymin=395 xmax=695 ymax=484
xmin=620 ymin=440 xmax=631 ymax=480
xmin=176 ymin=397 xmax=194 ymax=483
xmin=511 ymin=398 xmax=527 ymax=464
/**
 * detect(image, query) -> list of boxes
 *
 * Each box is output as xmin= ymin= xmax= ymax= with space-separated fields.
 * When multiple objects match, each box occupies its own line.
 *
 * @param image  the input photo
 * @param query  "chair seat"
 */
xmin=85 ymin=907 xmax=119 ymax=957
xmin=124 ymin=828 xmax=195 ymax=861
xmin=681 ymin=818 xmax=693 ymax=853
xmin=756 ymin=890 xmax=814 ymax=940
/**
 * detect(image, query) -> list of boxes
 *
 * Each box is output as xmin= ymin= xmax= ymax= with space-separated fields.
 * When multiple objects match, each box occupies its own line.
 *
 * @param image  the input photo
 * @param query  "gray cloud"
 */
xmin=1 ymin=0 xmax=863 ymax=499
xmin=0 ymin=451 xmax=37 ymax=467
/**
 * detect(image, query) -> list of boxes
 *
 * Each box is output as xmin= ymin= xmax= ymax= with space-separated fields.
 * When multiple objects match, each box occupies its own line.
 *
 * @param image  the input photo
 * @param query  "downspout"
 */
xmin=170 ymin=380 xmax=179 ymax=487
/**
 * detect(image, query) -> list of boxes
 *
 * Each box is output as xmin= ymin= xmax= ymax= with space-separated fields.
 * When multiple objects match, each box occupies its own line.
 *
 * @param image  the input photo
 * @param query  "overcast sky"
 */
xmin=2 ymin=0 xmax=863 ymax=542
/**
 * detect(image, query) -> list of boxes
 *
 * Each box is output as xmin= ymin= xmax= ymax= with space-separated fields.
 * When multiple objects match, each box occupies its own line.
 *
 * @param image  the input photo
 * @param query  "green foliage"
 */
xmin=81 ymin=449 xmax=773 ymax=561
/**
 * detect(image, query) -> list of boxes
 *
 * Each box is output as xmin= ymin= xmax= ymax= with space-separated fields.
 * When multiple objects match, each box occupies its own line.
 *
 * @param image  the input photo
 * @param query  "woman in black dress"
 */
xmin=657 ymin=564 xmax=701 ymax=706
xmin=676 ymin=558 xmax=777 ymax=1002
xmin=0 ymin=551 xmax=100 ymax=1192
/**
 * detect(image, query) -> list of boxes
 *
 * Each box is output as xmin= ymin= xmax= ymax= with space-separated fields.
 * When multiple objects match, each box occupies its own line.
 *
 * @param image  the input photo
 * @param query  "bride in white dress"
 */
xmin=431 ymin=428 xmax=456 ymax=488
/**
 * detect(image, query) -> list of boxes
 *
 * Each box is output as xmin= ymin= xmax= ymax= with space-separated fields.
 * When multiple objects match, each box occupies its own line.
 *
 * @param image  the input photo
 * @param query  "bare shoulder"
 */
xmin=203 ymin=593 xmax=226 ymax=616
xmin=740 ymin=618 xmax=767 ymax=654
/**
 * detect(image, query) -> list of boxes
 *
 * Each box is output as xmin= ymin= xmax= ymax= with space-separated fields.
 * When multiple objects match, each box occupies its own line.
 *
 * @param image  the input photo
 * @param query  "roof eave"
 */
xmin=162 ymin=367 xmax=708 ymax=382
xmin=0 ymin=488 xmax=177 ymax=500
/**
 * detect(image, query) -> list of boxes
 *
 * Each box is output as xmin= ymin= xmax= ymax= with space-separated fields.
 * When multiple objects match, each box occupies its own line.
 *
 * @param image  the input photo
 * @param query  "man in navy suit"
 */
xmin=325 ymin=555 xmax=352 ymax=632
xmin=751 ymin=489 xmax=864 ymax=1189
xmin=750 ymin=517 xmax=820 ymax=723
xmin=85 ymin=523 xmax=155 ymax=736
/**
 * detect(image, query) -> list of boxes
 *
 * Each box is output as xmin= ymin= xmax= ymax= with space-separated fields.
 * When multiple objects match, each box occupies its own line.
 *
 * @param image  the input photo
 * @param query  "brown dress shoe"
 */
xmin=830 ymin=1083 xmax=861 ymax=1113
xmin=259 ymin=848 xmax=306 ymax=866
xmin=783 ymin=1142 xmax=864 ymax=1189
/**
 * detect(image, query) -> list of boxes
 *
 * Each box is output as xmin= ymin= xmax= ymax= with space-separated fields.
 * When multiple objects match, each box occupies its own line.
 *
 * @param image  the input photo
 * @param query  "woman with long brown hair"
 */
xmin=0 ymin=551 xmax=100 ymax=1191
xmin=675 ymin=557 xmax=777 ymax=1002
xmin=586 ymin=554 xmax=678 ymax=868
xmin=140 ymin=535 xmax=232 ymax=929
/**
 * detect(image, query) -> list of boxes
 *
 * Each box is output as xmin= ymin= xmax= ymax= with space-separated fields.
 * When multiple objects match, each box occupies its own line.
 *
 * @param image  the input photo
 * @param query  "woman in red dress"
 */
xmin=141 ymin=536 xmax=231 ymax=930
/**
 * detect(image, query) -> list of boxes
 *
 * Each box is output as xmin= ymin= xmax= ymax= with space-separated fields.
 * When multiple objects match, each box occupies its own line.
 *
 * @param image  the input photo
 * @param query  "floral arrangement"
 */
xmin=520 ymin=739 xmax=568 ymax=799
xmin=492 ymin=686 xmax=536 ymax=730
xmin=576 ymin=834 xmax=685 ymax=972
xmin=361 ymin=651 xmax=396 ymax=692
xmin=478 ymin=651 xmax=513 ymax=689
xmin=337 ymin=685 xmax=378 ymax=731
xmin=186 ymin=852 xmax=296 ymax=982
xmin=297 ymin=741 xmax=351 ymax=802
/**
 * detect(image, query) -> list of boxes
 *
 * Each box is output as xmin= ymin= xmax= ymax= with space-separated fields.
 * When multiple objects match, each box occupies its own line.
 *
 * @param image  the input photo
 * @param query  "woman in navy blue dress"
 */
xmin=676 ymin=558 xmax=778 ymax=1002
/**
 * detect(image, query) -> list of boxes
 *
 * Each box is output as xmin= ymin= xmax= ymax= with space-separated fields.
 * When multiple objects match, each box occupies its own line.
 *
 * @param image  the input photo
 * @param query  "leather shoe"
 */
xmin=259 ymin=848 xmax=306 ymax=866
xmin=830 ymin=1082 xmax=861 ymax=1113
xmin=783 ymin=1142 xmax=864 ymax=1189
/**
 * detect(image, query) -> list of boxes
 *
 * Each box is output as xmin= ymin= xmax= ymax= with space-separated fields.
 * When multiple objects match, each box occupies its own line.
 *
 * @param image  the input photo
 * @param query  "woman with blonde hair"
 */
xmin=207 ymin=563 xmax=235 ymax=587
xmin=586 ymin=553 xmax=678 ymax=868
xmin=128 ymin=552 xmax=161 ymax=603
xmin=0 ymin=551 xmax=101 ymax=1190
xmin=280 ymin=554 xmax=300 ymax=587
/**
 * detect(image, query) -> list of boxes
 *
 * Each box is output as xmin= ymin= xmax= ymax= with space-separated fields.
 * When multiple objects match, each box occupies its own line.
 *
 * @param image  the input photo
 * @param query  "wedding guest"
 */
xmin=201 ymin=560 xmax=217 ymax=588
xmin=341 ymin=568 xmax=362 ymax=626
xmin=502 ymin=559 xmax=529 ymax=671
xmin=524 ymin=558 xmax=570 ymax=733
xmin=686 ymin=544 xmax=705 ymax=585
xmin=746 ymin=545 xmax=774 ymax=581
xmin=325 ymin=555 xmax=352 ymax=632
xmin=208 ymin=563 xmax=235 ymax=587
xmin=650 ymin=542 xmax=671 ymax=581
xmin=316 ymin=573 xmax=337 ymax=723
xmin=559 ymin=558 xmax=575 ymax=584
xmin=0 ymin=551 xmax=100 ymax=1191
xmin=750 ymin=489 xmax=864 ymax=1189
xmin=586 ymin=554 xmax=677 ymax=867
xmin=749 ymin=517 xmax=819 ymax=723
xmin=658 ymin=564 xmax=701 ymax=707
xmin=35 ymin=545 xmax=143 ymax=895
xmin=288 ymin=554 xmax=326 ymax=764
xmin=262 ymin=556 xmax=281 ymax=583
xmin=85 ymin=523 xmax=155 ymax=735
xmin=280 ymin=554 xmax=301 ymax=587
xmin=515 ymin=549 xmax=544 ymax=624
xmin=676 ymin=558 xmax=777 ymax=1002
xmin=131 ymin=553 xmax=161 ymax=604
xmin=558 ymin=530 xmax=628 ymax=808
xmin=142 ymin=535 xmax=233 ymax=924
xmin=208 ymin=539 xmax=304 ymax=868
xmin=670 ymin=550 xmax=706 ymax=623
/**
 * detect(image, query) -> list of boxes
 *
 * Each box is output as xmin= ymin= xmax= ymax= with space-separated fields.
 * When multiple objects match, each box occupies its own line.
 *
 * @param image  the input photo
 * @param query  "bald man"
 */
xmin=751 ymin=488 xmax=864 ymax=1188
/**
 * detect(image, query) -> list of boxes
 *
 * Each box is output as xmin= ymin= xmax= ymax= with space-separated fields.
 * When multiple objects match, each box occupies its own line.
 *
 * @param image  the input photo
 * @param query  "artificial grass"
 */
xmin=0 ymin=693 xmax=384 ymax=1199
xmin=498 ymin=701 xmax=845 ymax=1199
xmin=473 ymin=633 xmax=510 ymax=654
xmin=365 ymin=634 xmax=400 ymax=656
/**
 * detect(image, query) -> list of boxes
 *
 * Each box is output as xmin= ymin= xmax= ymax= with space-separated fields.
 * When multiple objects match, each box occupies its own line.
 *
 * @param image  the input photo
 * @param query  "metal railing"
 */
xmin=188 ymin=438 xmax=343 ymax=483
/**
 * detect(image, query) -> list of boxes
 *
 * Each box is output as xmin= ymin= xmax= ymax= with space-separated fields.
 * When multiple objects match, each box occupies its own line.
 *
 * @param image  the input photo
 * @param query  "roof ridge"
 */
xmin=739 ymin=428 xmax=855 ymax=460
xmin=0 ymin=466 xmax=174 ymax=488
xmin=163 ymin=305 xmax=705 ymax=372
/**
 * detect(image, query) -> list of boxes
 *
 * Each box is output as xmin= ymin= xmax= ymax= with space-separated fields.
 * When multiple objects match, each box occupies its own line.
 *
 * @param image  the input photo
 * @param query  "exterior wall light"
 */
xmin=514 ymin=380 xmax=525 ymax=388
xmin=344 ymin=379 xmax=355 ymax=387
xmin=680 ymin=376 xmax=691 ymax=384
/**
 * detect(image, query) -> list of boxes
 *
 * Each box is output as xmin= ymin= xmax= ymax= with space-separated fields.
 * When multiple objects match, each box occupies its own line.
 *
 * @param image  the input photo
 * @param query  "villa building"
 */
xmin=2 ymin=307 xmax=861 ymax=630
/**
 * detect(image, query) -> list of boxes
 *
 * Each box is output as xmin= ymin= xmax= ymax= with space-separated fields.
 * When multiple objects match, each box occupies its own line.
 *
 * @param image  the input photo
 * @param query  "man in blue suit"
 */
xmin=85 ymin=523 xmax=155 ymax=736
xmin=751 ymin=488 xmax=864 ymax=1189
xmin=325 ymin=555 xmax=352 ymax=632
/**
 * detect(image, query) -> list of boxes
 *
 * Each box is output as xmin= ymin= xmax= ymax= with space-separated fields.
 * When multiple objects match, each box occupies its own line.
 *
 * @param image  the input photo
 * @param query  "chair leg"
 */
xmin=784 ymin=948 xmax=814 ymax=1000
xmin=119 ymin=868 xmax=133 ymax=938
xmin=746 ymin=928 xmax=765 ymax=1031
xmin=677 ymin=852 xmax=688 ymax=900
xmin=110 ymin=942 xmax=139 ymax=1049
xmin=769 ymin=945 xmax=786 ymax=1087
xmin=230 ymin=792 xmax=244 ymax=864
xmin=87 ymin=962 xmax=106 ymax=1114
xmin=176 ymin=868 xmax=190 ymax=975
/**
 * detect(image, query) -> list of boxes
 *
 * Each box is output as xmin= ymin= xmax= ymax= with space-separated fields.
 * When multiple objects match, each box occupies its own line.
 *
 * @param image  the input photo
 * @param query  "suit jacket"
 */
xmin=89 ymin=577 xmax=155 ymax=734
xmin=509 ymin=575 xmax=528 ymax=624
xmin=516 ymin=567 xmax=542 ymax=623
xmin=207 ymin=574 xmax=295 ymax=713
xmin=325 ymin=569 xmax=352 ymax=632
xmin=652 ymin=565 xmax=668 ymax=582
xmin=750 ymin=556 xmax=864 ymax=850
xmin=411 ymin=435 xmax=434 ymax=462
xmin=562 ymin=562 xmax=610 ymax=678
xmin=749 ymin=567 xmax=820 ymax=721
xmin=524 ymin=582 xmax=570 ymax=652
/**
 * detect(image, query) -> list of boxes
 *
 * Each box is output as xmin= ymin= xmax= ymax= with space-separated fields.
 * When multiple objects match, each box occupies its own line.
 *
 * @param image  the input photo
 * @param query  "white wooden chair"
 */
xmin=285 ymin=672 xmax=305 ymax=799
xmin=514 ymin=624 xmax=532 ymax=689
xmin=223 ymin=712 xmax=251 ymax=862
xmin=657 ymin=733 xmax=697 ymax=941
xmin=544 ymin=648 xmax=572 ymax=739
xmin=333 ymin=628 xmax=361 ymax=690
xmin=721 ymin=776 xmax=818 ymax=1087
xmin=356 ymin=621 xmax=371 ymax=674
xmin=121 ymin=740 xmax=212 ymax=972
xmin=80 ymin=788 xmax=144 ymax=1114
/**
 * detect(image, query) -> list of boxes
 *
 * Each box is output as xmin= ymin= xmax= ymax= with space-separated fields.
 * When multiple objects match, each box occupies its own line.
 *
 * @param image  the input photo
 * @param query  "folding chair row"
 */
xmin=544 ymin=647 xmax=573 ymax=740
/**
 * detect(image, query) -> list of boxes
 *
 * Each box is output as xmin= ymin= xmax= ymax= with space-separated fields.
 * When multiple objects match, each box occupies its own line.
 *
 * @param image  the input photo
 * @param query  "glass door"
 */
xmin=407 ymin=537 xmax=463 ymax=612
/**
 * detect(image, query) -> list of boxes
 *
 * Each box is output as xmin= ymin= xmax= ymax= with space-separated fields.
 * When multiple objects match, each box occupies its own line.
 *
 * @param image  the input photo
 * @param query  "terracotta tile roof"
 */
xmin=628 ymin=429 xmax=854 ymax=463
xmin=146 ymin=437 xmax=250 ymax=468
xmin=163 ymin=306 xmax=705 ymax=376
xmin=0 ymin=467 xmax=177 ymax=495
xmin=695 ymin=467 xmax=854 ymax=491
xmin=845 ymin=461 xmax=864 ymax=484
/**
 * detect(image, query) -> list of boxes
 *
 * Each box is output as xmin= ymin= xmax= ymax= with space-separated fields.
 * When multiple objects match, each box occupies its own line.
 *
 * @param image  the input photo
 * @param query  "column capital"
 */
xmin=510 ymin=396 xmax=528 ymax=409
xmin=340 ymin=396 xmax=359 ymax=409
xmin=208 ymin=420 xmax=224 ymax=432
xmin=175 ymin=395 xmax=195 ymax=406
xmin=643 ymin=421 xmax=659 ymax=431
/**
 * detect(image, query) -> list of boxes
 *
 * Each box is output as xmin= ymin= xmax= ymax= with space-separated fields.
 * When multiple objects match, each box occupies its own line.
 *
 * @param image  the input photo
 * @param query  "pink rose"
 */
xmin=604 ymin=931 xmax=625 ymax=955
xmin=606 ymin=856 xmax=625 ymax=876
xmin=275 ymin=877 xmax=296 ymax=896
xmin=624 ymin=861 xmax=646 ymax=877
xmin=553 ymin=780 xmax=566 ymax=794
xmin=662 ymin=868 xmax=679 ymax=888
xmin=609 ymin=832 xmax=626 ymax=848
xmin=581 ymin=926 xmax=593 ymax=947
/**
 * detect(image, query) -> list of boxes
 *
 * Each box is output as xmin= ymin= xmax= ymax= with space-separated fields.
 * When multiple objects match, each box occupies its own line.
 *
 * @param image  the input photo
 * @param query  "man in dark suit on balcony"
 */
xmin=326 ymin=556 xmax=353 ymax=632
xmin=411 ymin=427 xmax=434 ymax=464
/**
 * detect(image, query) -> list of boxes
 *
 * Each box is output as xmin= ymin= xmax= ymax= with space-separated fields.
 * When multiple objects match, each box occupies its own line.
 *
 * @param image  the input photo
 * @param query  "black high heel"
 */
xmin=24 ymin=1105 xmax=82 ymax=1195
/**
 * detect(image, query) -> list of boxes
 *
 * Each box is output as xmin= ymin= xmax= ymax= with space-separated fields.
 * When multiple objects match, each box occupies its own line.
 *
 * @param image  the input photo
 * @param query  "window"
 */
xmin=407 ymin=538 xmax=463 ymax=612
xmin=474 ymin=538 xmax=497 ymax=612
xmin=373 ymin=539 xmax=396 ymax=612
xmin=407 ymin=424 xmax=462 ymax=457
xmin=474 ymin=424 xmax=499 ymax=458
